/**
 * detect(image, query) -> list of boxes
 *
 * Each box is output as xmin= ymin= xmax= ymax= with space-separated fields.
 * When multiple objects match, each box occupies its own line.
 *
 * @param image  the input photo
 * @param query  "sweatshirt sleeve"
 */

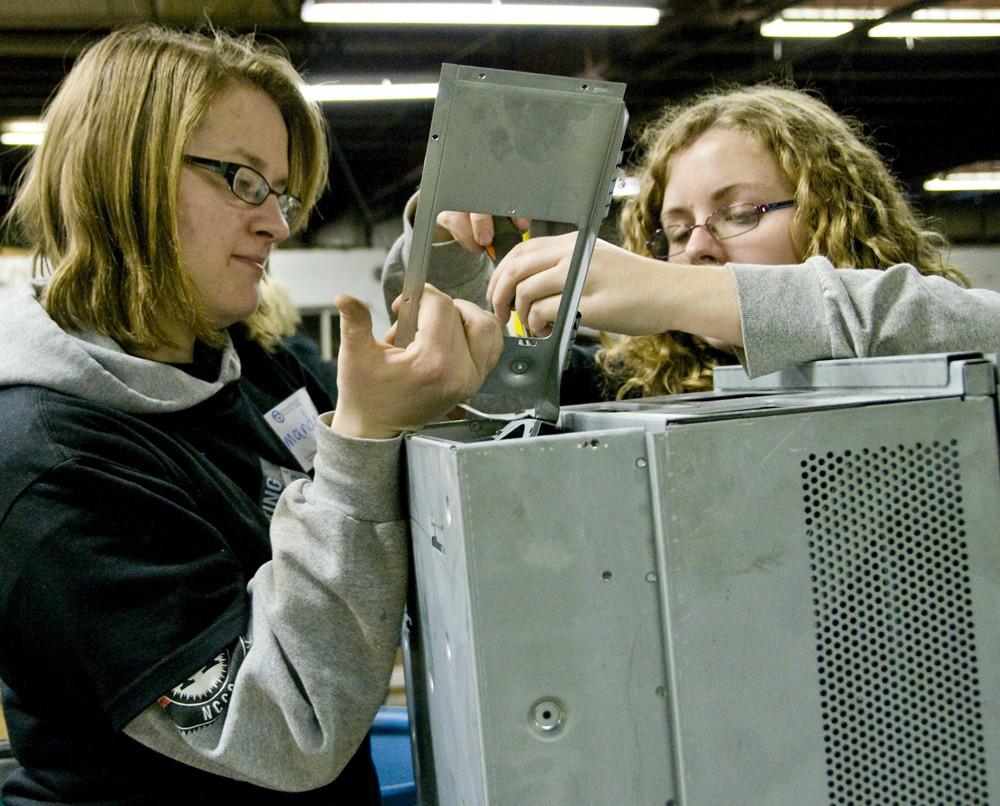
xmin=730 ymin=256 xmax=1000 ymax=377
xmin=381 ymin=192 xmax=493 ymax=320
xmin=124 ymin=414 xmax=409 ymax=792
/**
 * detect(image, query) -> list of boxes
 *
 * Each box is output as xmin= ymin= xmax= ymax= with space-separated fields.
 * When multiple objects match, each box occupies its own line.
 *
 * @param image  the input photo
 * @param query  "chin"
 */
xmin=235 ymin=290 xmax=264 ymax=322
xmin=235 ymin=305 xmax=262 ymax=325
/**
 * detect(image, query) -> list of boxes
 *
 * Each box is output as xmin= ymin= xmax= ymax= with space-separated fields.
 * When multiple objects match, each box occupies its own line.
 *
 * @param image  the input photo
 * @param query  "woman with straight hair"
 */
xmin=0 ymin=24 xmax=501 ymax=803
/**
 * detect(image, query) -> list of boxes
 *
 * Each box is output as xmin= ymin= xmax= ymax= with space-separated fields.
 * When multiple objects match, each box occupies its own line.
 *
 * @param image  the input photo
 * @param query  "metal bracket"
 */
xmin=395 ymin=63 xmax=628 ymax=425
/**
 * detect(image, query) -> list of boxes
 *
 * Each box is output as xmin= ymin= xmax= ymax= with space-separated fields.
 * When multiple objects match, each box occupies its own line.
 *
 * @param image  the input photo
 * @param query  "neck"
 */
xmin=134 ymin=342 xmax=196 ymax=364
xmin=132 ymin=321 xmax=198 ymax=364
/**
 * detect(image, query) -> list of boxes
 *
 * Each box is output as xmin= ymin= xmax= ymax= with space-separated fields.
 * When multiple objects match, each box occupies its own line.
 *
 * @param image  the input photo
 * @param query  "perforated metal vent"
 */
xmin=801 ymin=440 xmax=989 ymax=805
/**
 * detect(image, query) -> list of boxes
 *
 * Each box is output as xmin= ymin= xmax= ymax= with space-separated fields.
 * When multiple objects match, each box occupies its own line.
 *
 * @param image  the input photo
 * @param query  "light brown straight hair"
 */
xmin=7 ymin=25 xmax=328 ymax=353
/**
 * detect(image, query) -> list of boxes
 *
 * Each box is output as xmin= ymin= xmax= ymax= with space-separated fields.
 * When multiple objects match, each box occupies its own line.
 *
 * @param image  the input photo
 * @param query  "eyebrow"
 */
xmin=661 ymin=183 xmax=776 ymax=220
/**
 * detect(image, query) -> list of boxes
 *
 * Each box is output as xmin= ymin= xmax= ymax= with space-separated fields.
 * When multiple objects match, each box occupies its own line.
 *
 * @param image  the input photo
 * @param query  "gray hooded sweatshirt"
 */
xmin=0 ymin=281 xmax=407 ymax=798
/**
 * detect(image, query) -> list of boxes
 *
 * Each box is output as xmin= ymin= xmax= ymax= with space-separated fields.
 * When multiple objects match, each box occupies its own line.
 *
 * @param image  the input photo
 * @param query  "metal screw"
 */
xmin=531 ymin=699 xmax=563 ymax=732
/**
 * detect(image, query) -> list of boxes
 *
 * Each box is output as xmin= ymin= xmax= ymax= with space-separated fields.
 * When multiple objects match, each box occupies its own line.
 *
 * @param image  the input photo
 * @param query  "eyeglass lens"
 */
xmin=231 ymin=165 xmax=301 ymax=221
xmin=664 ymin=203 xmax=762 ymax=257
xmin=647 ymin=201 xmax=791 ymax=259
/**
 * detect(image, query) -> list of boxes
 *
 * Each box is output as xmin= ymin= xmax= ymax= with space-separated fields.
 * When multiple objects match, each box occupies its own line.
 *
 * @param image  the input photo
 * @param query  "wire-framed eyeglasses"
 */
xmin=183 ymin=155 xmax=302 ymax=223
xmin=646 ymin=200 xmax=796 ymax=259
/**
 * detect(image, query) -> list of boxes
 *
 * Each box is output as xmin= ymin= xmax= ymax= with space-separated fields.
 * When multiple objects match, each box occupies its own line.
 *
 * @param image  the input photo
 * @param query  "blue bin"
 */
xmin=371 ymin=706 xmax=416 ymax=805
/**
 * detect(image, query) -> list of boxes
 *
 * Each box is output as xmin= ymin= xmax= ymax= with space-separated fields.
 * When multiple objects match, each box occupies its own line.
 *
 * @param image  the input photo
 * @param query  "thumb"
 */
xmin=334 ymin=293 xmax=375 ymax=347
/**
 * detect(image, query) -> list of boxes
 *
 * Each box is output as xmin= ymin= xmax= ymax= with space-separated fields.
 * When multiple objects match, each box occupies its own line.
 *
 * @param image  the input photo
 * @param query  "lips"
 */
xmin=234 ymin=254 xmax=267 ymax=273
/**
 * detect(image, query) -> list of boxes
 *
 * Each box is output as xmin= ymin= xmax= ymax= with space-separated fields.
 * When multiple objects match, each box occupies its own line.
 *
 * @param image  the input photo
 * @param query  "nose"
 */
xmin=681 ymin=223 xmax=726 ymax=265
xmin=252 ymin=193 xmax=292 ymax=243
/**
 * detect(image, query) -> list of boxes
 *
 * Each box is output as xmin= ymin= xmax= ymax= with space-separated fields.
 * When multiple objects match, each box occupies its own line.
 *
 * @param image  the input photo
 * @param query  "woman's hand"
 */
xmin=331 ymin=286 xmax=504 ymax=439
xmin=434 ymin=210 xmax=532 ymax=255
xmin=486 ymin=233 xmax=668 ymax=336
xmin=486 ymin=233 xmax=743 ymax=344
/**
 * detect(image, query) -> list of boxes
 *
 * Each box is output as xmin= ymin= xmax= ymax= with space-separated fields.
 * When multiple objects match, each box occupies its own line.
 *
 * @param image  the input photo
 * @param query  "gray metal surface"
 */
xmin=406 ymin=427 xmax=674 ymax=805
xmin=650 ymin=395 xmax=1000 ymax=805
xmin=713 ymin=351 xmax=996 ymax=394
xmin=404 ymin=354 xmax=1000 ymax=805
xmin=394 ymin=63 xmax=628 ymax=422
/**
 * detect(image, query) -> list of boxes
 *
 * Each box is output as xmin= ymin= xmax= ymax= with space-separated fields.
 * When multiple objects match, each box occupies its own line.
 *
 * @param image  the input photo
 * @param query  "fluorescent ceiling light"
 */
xmin=0 ymin=132 xmax=43 ymax=146
xmin=761 ymin=6 xmax=1000 ymax=38
xmin=869 ymin=21 xmax=1000 ymax=37
xmin=760 ymin=19 xmax=854 ymax=37
xmin=780 ymin=7 xmax=886 ymax=20
xmin=912 ymin=9 xmax=1000 ymax=20
xmin=760 ymin=4 xmax=884 ymax=36
xmin=301 ymin=0 xmax=659 ymax=26
xmin=303 ymin=81 xmax=439 ymax=102
xmin=0 ymin=119 xmax=45 ymax=146
xmin=924 ymin=170 xmax=1000 ymax=192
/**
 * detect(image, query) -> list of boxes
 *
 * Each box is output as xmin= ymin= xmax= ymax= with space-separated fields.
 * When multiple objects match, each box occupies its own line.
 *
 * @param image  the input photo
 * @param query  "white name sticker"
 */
xmin=264 ymin=387 xmax=321 ymax=472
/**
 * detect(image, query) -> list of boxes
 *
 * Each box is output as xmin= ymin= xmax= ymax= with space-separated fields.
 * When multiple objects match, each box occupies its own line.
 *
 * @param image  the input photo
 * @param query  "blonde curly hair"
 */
xmin=598 ymin=84 xmax=966 ymax=399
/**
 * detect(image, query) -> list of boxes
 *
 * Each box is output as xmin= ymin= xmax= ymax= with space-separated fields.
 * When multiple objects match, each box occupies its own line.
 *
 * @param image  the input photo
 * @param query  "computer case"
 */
xmin=402 ymin=353 xmax=1000 ymax=805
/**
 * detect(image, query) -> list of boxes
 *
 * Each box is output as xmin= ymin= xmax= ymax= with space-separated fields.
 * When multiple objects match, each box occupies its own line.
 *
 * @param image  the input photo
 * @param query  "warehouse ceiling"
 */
xmin=1 ymin=0 xmax=998 ymax=244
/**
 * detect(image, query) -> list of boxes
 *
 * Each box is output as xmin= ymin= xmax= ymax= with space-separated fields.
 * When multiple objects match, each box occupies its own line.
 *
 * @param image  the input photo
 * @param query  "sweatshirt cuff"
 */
xmin=729 ymin=258 xmax=833 ymax=377
xmin=310 ymin=411 xmax=404 ymax=523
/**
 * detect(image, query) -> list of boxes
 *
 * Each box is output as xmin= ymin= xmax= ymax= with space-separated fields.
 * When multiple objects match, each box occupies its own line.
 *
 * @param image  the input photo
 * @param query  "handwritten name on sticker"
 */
xmin=263 ymin=387 xmax=321 ymax=472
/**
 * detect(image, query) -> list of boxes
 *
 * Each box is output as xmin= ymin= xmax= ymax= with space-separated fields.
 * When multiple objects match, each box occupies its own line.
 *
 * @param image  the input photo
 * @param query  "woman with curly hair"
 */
xmin=385 ymin=83 xmax=1000 ymax=396
xmin=596 ymin=83 xmax=967 ymax=396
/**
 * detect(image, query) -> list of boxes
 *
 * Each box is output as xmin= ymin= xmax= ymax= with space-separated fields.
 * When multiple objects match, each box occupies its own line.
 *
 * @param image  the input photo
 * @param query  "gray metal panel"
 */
xmin=407 ymin=428 xmax=675 ymax=805
xmin=560 ymin=354 xmax=998 ymax=434
xmin=406 ymin=435 xmax=488 ymax=804
xmin=653 ymin=396 xmax=1000 ymax=805
xmin=713 ymin=351 xmax=994 ymax=394
xmin=559 ymin=389 xmax=941 ymax=432
xmin=433 ymin=73 xmax=622 ymax=222
xmin=395 ymin=63 xmax=628 ymax=421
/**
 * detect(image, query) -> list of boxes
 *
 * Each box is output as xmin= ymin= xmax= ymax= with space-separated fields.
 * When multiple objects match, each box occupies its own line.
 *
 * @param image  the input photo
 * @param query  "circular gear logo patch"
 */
xmin=157 ymin=637 xmax=249 ymax=732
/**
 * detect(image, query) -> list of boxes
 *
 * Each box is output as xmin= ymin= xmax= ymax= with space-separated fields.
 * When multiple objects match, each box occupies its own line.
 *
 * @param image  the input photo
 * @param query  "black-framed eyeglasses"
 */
xmin=183 ymin=155 xmax=302 ymax=223
xmin=646 ymin=200 xmax=796 ymax=259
